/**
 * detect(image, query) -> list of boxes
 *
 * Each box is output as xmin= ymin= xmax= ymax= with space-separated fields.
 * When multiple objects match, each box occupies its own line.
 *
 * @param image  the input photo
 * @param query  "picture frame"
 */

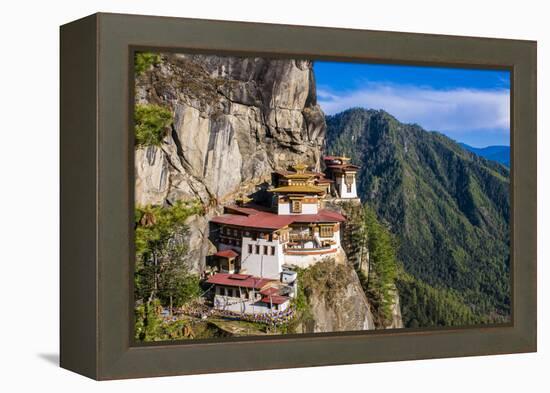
xmin=60 ymin=12 xmax=537 ymax=380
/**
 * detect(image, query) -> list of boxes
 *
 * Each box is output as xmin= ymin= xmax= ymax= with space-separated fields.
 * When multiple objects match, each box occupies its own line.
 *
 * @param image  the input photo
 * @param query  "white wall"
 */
xmin=283 ymin=246 xmax=344 ymax=268
xmin=213 ymin=295 xmax=288 ymax=314
xmin=335 ymin=175 xmax=358 ymax=199
xmin=278 ymin=201 xmax=318 ymax=215
xmin=240 ymin=237 xmax=284 ymax=279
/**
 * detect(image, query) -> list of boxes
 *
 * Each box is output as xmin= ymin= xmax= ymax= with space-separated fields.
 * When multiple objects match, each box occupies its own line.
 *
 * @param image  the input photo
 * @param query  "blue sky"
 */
xmin=314 ymin=61 xmax=510 ymax=147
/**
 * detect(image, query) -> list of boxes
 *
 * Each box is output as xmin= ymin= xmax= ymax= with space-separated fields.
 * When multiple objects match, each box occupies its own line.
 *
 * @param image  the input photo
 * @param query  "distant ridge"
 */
xmin=460 ymin=143 xmax=510 ymax=167
xmin=325 ymin=107 xmax=510 ymax=327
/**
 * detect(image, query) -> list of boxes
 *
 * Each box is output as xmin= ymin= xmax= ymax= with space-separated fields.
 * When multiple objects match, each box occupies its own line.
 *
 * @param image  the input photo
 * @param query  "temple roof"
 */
xmin=214 ymin=249 xmax=239 ymax=259
xmin=210 ymin=205 xmax=346 ymax=230
xmin=326 ymin=163 xmax=360 ymax=170
xmin=206 ymin=273 xmax=274 ymax=289
xmin=270 ymin=185 xmax=325 ymax=194
xmin=260 ymin=295 xmax=289 ymax=305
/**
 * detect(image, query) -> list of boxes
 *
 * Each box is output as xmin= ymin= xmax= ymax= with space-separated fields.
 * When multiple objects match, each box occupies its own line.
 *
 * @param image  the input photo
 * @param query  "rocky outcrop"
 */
xmin=135 ymin=54 xmax=326 ymax=207
xmin=387 ymin=290 xmax=404 ymax=329
xmin=298 ymin=258 xmax=375 ymax=333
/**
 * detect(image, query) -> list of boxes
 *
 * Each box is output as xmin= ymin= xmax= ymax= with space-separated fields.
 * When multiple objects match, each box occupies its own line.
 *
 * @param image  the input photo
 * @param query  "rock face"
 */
xmin=299 ymin=258 xmax=375 ymax=333
xmin=135 ymin=54 xmax=325 ymax=271
xmin=135 ymin=54 xmax=325 ymax=207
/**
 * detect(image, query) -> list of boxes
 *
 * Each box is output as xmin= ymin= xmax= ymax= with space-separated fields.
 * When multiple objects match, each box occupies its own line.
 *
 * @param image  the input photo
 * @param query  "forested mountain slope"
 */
xmin=326 ymin=108 xmax=510 ymax=326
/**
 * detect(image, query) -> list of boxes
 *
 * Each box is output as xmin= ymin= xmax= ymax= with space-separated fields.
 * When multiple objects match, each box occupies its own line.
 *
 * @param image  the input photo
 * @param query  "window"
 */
xmin=291 ymin=200 xmax=302 ymax=213
xmin=248 ymin=244 xmax=252 ymax=254
xmin=255 ymin=245 xmax=260 ymax=254
xmin=270 ymin=246 xmax=276 ymax=255
xmin=320 ymin=225 xmax=334 ymax=238
xmin=233 ymin=229 xmax=238 ymax=237
xmin=345 ymin=174 xmax=354 ymax=193
xmin=264 ymin=245 xmax=268 ymax=255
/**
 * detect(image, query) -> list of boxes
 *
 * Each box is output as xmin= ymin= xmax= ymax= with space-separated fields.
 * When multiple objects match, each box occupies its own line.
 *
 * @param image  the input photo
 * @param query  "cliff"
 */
xmin=135 ymin=53 xmax=325 ymax=207
xmin=297 ymin=258 xmax=375 ymax=333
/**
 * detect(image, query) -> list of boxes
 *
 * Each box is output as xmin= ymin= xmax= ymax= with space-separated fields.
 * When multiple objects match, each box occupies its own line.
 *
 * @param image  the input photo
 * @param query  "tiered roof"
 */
xmin=323 ymin=155 xmax=360 ymax=171
xmin=270 ymin=184 xmax=325 ymax=194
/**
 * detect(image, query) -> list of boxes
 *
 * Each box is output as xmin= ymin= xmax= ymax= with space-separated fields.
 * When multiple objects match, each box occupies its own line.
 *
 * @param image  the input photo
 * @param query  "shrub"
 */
xmin=134 ymin=104 xmax=173 ymax=147
xmin=135 ymin=52 xmax=161 ymax=75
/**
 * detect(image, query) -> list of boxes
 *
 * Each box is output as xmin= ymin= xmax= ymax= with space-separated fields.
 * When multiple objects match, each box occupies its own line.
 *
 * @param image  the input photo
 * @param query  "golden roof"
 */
xmin=282 ymin=173 xmax=316 ymax=180
xmin=292 ymin=163 xmax=308 ymax=173
xmin=270 ymin=185 xmax=325 ymax=194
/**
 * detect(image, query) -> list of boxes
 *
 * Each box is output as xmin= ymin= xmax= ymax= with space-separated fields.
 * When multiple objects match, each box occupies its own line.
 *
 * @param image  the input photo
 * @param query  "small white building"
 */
xmin=206 ymin=273 xmax=291 ymax=314
xmin=323 ymin=156 xmax=360 ymax=199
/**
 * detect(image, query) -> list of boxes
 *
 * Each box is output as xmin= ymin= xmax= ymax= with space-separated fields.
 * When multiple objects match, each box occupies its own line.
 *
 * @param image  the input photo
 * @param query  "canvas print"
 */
xmin=133 ymin=52 xmax=510 ymax=342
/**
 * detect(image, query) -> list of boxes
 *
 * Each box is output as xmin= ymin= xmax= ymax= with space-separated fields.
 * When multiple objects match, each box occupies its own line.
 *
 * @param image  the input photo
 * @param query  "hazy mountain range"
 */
xmin=460 ymin=143 xmax=510 ymax=167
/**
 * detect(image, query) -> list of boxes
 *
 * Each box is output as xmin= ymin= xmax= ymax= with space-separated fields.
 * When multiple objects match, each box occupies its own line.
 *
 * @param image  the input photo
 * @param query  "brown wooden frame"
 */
xmin=60 ymin=12 xmax=537 ymax=380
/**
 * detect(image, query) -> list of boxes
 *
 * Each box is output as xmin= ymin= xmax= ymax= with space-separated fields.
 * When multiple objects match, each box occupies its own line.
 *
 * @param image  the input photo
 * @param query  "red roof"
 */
xmin=210 ymin=206 xmax=346 ymax=230
xmin=214 ymin=249 xmax=239 ymax=258
xmin=259 ymin=287 xmax=280 ymax=296
xmin=206 ymin=273 xmax=274 ymax=289
xmin=326 ymin=164 xmax=360 ymax=170
xmin=260 ymin=295 xmax=289 ymax=305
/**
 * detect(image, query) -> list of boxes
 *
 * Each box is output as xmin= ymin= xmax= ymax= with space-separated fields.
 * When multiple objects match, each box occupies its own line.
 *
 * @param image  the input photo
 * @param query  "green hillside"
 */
xmin=326 ymin=108 xmax=510 ymax=327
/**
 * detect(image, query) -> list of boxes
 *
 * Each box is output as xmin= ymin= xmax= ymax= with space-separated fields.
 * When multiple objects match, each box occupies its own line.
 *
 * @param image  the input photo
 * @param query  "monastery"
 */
xmin=205 ymin=156 xmax=360 ymax=315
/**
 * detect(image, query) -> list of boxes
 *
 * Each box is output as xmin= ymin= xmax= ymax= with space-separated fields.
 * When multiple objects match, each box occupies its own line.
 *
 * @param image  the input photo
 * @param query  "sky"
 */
xmin=313 ymin=61 xmax=510 ymax=147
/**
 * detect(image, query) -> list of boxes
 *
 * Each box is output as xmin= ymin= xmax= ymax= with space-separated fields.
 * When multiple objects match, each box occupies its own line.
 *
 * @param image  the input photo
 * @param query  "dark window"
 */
xmin=248 ymin=244 xmax=252 ymax=254
xmin=291 ymin=200 xmax=302 ymax=213
xmin=255 ymin=245 xmax=260 ymax=254
xmin=270 ymin=246 xmax=276 ymax=255
xmin=264 ymin=245 xmax=268 ymax=255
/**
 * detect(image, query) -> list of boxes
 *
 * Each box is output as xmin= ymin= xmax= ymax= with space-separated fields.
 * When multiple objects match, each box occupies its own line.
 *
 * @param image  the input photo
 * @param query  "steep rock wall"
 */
xmin=298 ymin=258 xmax=375 ymax=333
xmin=135 ymin=54 xmax=325 ymax=207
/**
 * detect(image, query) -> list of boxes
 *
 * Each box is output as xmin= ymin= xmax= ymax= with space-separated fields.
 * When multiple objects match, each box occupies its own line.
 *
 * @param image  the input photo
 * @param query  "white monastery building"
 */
xmin=206 ymin=156 xmax=360 ymax=314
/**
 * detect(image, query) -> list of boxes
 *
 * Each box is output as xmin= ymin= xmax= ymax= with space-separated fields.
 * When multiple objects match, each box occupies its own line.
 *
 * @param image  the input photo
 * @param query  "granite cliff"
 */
xmin=135 ymin=53 xmax=325 ymax=207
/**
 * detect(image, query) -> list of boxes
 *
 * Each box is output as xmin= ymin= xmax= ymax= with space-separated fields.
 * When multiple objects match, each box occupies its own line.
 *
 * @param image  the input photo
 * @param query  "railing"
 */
xmin=289 ymin=234 xmax=315 ymax=242
xmin=283 ymin=247 xmax=337 ymax=255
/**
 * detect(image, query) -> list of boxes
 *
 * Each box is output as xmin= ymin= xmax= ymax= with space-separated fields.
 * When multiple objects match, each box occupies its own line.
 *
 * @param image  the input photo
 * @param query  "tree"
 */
xmin=134 ymin=104 xmax=173 ymax=147
xmin=134 ymin=200 xmax=203 ymax=313
xmin=359 ymin=204 xmax=398 ymax=324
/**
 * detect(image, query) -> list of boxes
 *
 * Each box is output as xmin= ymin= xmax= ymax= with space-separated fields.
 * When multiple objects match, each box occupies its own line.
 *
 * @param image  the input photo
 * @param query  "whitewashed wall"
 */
xmin=240 ymin=237 xmax=284 ymax=279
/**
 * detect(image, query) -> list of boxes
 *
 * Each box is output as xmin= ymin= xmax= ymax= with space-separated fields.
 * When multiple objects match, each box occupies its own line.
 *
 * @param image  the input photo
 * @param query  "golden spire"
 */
xmin=292 ymin=163 xmax=308 ymax=173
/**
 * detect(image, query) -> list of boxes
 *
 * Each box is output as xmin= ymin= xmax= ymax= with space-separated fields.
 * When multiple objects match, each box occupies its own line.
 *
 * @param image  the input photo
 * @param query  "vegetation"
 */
xmin=134 ymin=104 xmax=173 ymax=147
xmin=326 ymin=108 xmax=511 ymax=327
xmin=134 ymin=299 xmax=224 ymax=341
xmin=135 ymin=52 xmax=161 ymax=76
xmin=396 ymin=270 xmax=485 ymax=327
xmin=134 ymin=200 xmax=204 ymax=340
xmin=339 ymin=201 xmax=398 ymax=326
xmin=353 ymin=204 xmax=398 ymax=325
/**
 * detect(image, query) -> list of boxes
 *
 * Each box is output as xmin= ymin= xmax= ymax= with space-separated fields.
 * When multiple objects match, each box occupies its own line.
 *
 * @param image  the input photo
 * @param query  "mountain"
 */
xmin=325 ymin=108 xmax=510 ymax=327
xmin=460 ymin=143 xmax=510 ymax=167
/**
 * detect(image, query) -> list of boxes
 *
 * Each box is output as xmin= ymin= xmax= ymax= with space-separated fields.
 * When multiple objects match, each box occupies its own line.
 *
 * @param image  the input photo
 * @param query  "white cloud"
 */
xmin=317 ymin=83 xmax=510 ymax=136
